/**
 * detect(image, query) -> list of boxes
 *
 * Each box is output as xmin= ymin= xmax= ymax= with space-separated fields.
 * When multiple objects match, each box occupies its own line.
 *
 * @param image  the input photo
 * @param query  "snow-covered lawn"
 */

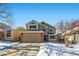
xmin=37 ymin=43 xmax=79 ymax=56
xmin=0 ymin=42 xmax=40 ymax=56
xmin=0 ymin=41 xmax=79 ymax=56
xmin=0 ymin=41 xmax=19 ymax=51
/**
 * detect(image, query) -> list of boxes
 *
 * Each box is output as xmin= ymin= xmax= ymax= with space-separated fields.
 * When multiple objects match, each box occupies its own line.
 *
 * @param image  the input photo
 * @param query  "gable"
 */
xmin=40 ymin=21 xmax=55 ymax=29
xmin=25 ymin=20 xmax=39 ymax=25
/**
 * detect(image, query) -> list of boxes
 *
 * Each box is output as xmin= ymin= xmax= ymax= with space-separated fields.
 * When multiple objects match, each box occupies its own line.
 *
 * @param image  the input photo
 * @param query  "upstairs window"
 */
xmin=28 ymin=24 xmax=38 ymax=30
xmin=49 ymin=28 xmax=53 ymax=33
xmin=50 ymin=29 xmax=53 ymax=32
xmin=43 ymin=28 xmax=48 ymax=33
xmin=29 ymin=25 xmax=37 ymax=29
xmin=43 ymin=29 xmax=46 ymax=32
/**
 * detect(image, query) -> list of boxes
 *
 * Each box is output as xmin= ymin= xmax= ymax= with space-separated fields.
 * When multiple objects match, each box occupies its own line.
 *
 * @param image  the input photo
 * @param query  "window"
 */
xmin=49 ymin=34 xmax=55 ymax=40
xmin=50 ymin=35 xmax=55 ymax=39
xmin=6 ymin=29 xmax=12 ymax=37
xmin=43 ymin=28 xmax=48 ymax=33
xmin=49 ymin=28 xmax=54 ymax=33
xmin=29 ymin=25 xmax=37 ymax=29
xmin=43 ymin=29 xmax=46 ymax=32
xmin=28 ymin=24 xmax=38 ymax=30
xmin=50 ymin=29 xmax=53 ymax=32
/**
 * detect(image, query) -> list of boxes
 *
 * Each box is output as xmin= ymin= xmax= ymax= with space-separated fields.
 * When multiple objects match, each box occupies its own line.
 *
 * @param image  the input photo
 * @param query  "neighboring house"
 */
xmin=61 ymin=27 xmax=79 ymax=44
xmin=0 ymin=22 xmax=12 ymax=40
xmin=0 ymin=22 xmax=26 ymax=41
xmin=21 ymin=20 xmax=56 ymax=43
xmin=13 ymin=27 xmax=26 ymax=41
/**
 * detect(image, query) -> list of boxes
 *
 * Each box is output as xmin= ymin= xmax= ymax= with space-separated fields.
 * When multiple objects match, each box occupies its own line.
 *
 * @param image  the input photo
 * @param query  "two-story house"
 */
xmin=21 ymin=20 xmax=56 ymax=42
xmin=0 ymin=22 xmax=13 ymax=41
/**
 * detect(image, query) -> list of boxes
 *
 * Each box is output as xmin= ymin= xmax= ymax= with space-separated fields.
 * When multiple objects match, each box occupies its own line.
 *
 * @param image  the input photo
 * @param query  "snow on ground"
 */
xmin=37 ymin=43 xmax=79 ymax=56
xmin=0 ymin=41 xmax=18 ymax=46
xmin=0 ymin=46 xmax=5 ymax=51
xmin=0 ymin=41 xmax=79 ymax=56
xmin=0 ymin=41 xmax=19 ymax=51
xmin=0 ymin=42 xmax=40 ymax=56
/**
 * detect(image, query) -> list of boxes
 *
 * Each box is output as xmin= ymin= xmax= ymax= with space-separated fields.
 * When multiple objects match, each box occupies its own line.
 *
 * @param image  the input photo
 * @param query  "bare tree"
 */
xmin=0 ymin=3 xmax=14 ymax=27
xmin=57 ymin=20 xmax=70 ymax=33
xmin=57 ymin=20 xmax=79 ymax=47
xmin=70 ymin=19 xmax=79 ymax=29
xmin=57 ymin=20 xmax=70 ymax=47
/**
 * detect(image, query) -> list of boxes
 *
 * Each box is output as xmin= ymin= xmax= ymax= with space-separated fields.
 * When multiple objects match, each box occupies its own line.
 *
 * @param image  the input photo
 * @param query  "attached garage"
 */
xmin=20 ymin=31 xmax=44 ymax=43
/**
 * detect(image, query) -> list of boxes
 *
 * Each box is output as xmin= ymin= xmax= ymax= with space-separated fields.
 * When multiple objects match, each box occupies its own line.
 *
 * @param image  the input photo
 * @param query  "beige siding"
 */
xmin=21 ymin=31 xmax=44 ymax=43
xmin=13 ymin=28 xmax=26 ymax=41
xmin=68 ymin=34 xmax=74 ymax=42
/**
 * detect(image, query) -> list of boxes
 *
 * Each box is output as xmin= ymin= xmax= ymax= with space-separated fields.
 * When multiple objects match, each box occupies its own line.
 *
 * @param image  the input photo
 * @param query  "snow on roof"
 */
xmin=0 ymin=28 xmax=4 ymax=32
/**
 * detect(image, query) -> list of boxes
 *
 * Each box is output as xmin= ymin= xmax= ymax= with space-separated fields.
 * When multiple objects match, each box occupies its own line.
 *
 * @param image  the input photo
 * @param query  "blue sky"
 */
xmin=8 ymin=3 xmax=79 ymax=27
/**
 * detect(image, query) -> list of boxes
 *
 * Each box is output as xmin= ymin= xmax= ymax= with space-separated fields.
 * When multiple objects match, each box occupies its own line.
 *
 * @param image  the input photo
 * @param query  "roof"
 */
xmin=14 ymin=27 xmax=26 ymax=31
xmin=25 ymin=20 xmax=39 ymax=25
xmin=40 ymin=21 xmax=55 ymax=28
xmin=20 ymin=31 xmax=44 ymax=34
xmin=0 ymin=22 xmax=10 ymax=29
xmin=0 ymin=28 xmax=4 ymax=32
xmin=25 ymin=20 xmax=55 ymax=29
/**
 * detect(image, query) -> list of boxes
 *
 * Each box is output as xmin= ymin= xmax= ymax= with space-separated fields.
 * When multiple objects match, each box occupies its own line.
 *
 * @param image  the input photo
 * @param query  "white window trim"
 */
xmin=5 ymin=29 xmax=13 ymax=38
xmin=49 ymin=28 xmax=54 ymax=33
xmin=28 ymin=24 xmax=38 ymax=30
xmin=48 ymin=34 xmax=56 ymax=40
